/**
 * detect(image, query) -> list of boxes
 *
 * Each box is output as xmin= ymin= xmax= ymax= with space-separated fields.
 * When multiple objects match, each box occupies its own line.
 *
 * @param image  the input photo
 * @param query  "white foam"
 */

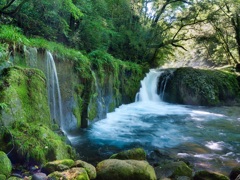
xmin=205 ymin=141 xmax=225 ymax=151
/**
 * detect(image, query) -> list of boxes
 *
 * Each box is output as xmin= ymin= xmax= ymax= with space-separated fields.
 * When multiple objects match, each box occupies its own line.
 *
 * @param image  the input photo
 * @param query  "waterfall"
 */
xmin=46 ymin=51 xmax=64 ymax=128
xmin=135 ymin=69 xmax=162 ymax=102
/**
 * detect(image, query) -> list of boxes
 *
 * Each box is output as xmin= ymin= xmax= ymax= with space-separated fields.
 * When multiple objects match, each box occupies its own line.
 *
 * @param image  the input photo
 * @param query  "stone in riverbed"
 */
xmin=110 ymin=148 xmax=146 ymax=160
xmin=96 ymin=159 xmax=156 ymax=180
xmin=154 ymin=161 xmax=192 ymax=179
xmin=75 ymin=160 xmax=96 ymax=179
xmin=229 ymin=166 xmax=240 ymax=180
xmin=42 ymin=159 xmax=75 ymax=174
xmin=48 ymin=167 xmax=89 ymax=180
xmin=193 ymin=170 xmax=229 ymax=180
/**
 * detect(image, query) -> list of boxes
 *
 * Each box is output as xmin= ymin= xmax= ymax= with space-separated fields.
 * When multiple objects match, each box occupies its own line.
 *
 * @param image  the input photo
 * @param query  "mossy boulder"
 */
xmin=7 ymin=178 xmax=22 ymax=180
xmin=48 ymin=167 xmax=90 ymax=180
xmin=159 ymin=67 xmax=240 ymax=106
xmin=75 ymin=160 xmax=96 ymax=179
xmin=154 ymin=161 xmax=192 ymax=179
xmin=42 ymin=159 xmax=75 ymax=174
xmin=0 ymin=151 xmax=12 ymax=178
xmin=193 ymin=171 xmax=229 ymax=180
xmin=96 ymin=159 xmax=156 ymax=180
xmin=229 ymin=166 xmax=240 ymax=180
xmin=110 ymin=148 xmax=146 ymax=160
xmin=0 ymin=174 xmax=6 ymax=180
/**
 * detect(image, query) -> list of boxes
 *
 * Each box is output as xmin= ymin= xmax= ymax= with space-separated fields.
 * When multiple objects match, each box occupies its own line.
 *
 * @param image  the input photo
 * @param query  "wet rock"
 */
xmin=32 ymin=173 xmax=48 ymax=180
xmin=96 ymin=159 xmax=156 ymax=180
xmin=75 ymin=160 xmax=96 ymax=179
xmin=193 ymin=170 xmax=229 ymax=180
xmin=110 ymin=148 xmax=146 ymax=160
xmin=155 ymin=161 xmax=192 ymax=179
xmin=42 ymin=159 xmax=75 ymax=174
xmin=229 ymin=166 xmax=240 ymax=180
xmin=0 ymin=151 xmax=12 ymax=178
xmin=236 ymin=64 xmax=240 ymax=72
xmin=48 ymin=167 xmax=89 ymax=180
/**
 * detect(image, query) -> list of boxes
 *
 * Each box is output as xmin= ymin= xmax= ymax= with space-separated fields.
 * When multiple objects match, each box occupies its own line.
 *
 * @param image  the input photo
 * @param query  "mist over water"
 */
xmin=70 ymin=69 xmax=240 ymax=174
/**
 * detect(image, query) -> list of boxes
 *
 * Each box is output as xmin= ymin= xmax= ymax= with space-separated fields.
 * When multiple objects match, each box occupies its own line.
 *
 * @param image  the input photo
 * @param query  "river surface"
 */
xmin=69 ymin=69 xmax=240 ymax=175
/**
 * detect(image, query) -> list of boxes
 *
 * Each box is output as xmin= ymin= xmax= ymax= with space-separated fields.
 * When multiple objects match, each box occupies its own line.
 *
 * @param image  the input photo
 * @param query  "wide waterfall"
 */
xmin=71 ymin=69 xmax=240 ymax=174
xmin=46 ymin=51 xmax=64 ymax=128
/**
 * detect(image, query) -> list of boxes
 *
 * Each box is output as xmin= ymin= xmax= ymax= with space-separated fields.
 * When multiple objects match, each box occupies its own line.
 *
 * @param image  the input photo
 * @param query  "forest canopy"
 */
xmin=0 ymin=0 xmax=240 ymax=67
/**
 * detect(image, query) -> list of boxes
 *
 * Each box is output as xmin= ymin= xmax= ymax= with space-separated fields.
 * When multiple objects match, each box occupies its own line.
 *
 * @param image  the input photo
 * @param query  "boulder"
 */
xmin=0 ymin=151 xmax=12 ymax=178
xmin=48 ymin=167 xmax=89 ymax=180
xmin=193 ymin=171 xmax=229 ymax=180
xmin=75 ymin=160 xmax=96 ymax=179
xmin=229 ymin=166 xmax=240 ymax=180
xmin=96 ymin=159 xmax=156 ymax=180
xmin=0 ymin=174 xmax=6 ymax=180
xmin=7 ymin=177 xmax=22 ymax=180
xmin=110 ymin=148 xmax=146 ymax=160
xmin=159 ymin=67 xmax=240 ymax=106
xmin=32 ymin=173 xmax=48 ymax=180
xmin=42 ymin=159 xmax=75 ymax=174
xmin=154 ymin=161 xmax=192 ymax=179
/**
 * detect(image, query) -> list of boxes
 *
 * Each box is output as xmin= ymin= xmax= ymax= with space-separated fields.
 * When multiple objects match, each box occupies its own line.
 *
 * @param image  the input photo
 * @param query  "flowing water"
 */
xmin=46 ymin=51 xmax=64 ymax=128
xmin=70 ymin=69 xmax=240 ymax=175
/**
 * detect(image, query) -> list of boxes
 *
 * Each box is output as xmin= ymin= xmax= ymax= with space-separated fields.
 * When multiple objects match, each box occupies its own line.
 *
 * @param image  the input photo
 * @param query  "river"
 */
xmin=69 ymin=69 xmax=240 ymax=175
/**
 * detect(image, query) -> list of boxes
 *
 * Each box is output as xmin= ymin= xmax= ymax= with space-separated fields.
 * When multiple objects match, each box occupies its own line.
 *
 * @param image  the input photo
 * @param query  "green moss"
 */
xmin=110 ymin=148 xmax=146 ymax=160
xmin=194 ymin=171 xmax=229 ymax=180
xmin=0 ymin=174 xmax=6 ymax=180
xmin=0 ymin=151 xmax=12 ymax=178
xmin=164 ymin=67 xmax=240 ymax=106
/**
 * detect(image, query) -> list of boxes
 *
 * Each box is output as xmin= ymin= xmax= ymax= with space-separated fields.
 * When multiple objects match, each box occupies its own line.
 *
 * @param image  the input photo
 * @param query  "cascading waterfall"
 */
xmin=46 ymin=51 xmax=64 ymax=128
xmin=135 ymin=69 xmax=162 ymax=102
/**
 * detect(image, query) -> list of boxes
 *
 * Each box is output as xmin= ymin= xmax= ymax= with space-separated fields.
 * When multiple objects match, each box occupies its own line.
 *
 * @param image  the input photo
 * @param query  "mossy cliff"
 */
xmin=0 ymin=67 xmax=73 ymax=164
xmin=159 ymin=67 xmax=240 ymax=106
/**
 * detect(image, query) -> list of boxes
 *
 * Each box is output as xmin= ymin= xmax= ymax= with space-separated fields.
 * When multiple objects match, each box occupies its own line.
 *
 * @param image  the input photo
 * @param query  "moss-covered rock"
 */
xmin=154 ymin=161 xmax=192 ymax=179
xmin=42 ymin=159 xmax=75 ymax=174
xmin=159 ymin=67 xmax=240 ymax=106
xmin=193 ymin=171 xmax=229 ymax=180
xmin=0 ymin=174 xmax=6 ymax=180
xmin=0 ymin=151 xmax=12 ymax=178
xmin=48 ymin=167 xmax=90 ymax=180
xmin=229 ymin=166 xmax=240 ymax=180
xmin=0 ymin=67 xmax=74 ymax=164
xmin=75 ymin=160 xmax=96 ymax=179
xmin=6 ymin=177 xmax=22 ymax=180
xmin=110 ymin=148 xmax=146 ymax=160
xmin=96 ymin=159 xmax=156 ymax=180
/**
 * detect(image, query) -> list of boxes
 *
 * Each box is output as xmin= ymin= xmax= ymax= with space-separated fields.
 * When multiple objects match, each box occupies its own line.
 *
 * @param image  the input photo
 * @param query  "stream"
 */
xmin=69 ymin=69 xmax=240 ymax=175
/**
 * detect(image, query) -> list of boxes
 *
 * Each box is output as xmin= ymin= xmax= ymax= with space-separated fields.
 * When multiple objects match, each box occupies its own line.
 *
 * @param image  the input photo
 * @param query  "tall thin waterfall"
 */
xmin=46 ymin=51 xmax=64 ymax=128
xmin=135 ymin=69 xmax=162 ymax=102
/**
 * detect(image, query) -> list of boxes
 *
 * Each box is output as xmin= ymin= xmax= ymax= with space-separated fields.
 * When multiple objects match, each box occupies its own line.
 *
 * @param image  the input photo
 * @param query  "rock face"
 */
xmin=96 ymin=159 xmax=157 ymax=180
xmin=0 ymin=67 xmax=73 ymax=164
xmin=0 ymin=151 xmax=12 ymax=178
xmin=158 ymin=67 xmax=240 ymax=106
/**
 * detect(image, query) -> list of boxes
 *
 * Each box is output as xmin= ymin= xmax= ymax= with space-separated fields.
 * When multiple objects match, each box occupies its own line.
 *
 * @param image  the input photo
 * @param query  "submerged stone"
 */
xmin=154 ymin=161 xmax=192 ymax=179
xmin=96 ymin=159 xmax=156 ymax=180
xmin=193 ymin=171 xmax=229 ymax=180
xmin=229 ymin=166 xmax=240 ymax=180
